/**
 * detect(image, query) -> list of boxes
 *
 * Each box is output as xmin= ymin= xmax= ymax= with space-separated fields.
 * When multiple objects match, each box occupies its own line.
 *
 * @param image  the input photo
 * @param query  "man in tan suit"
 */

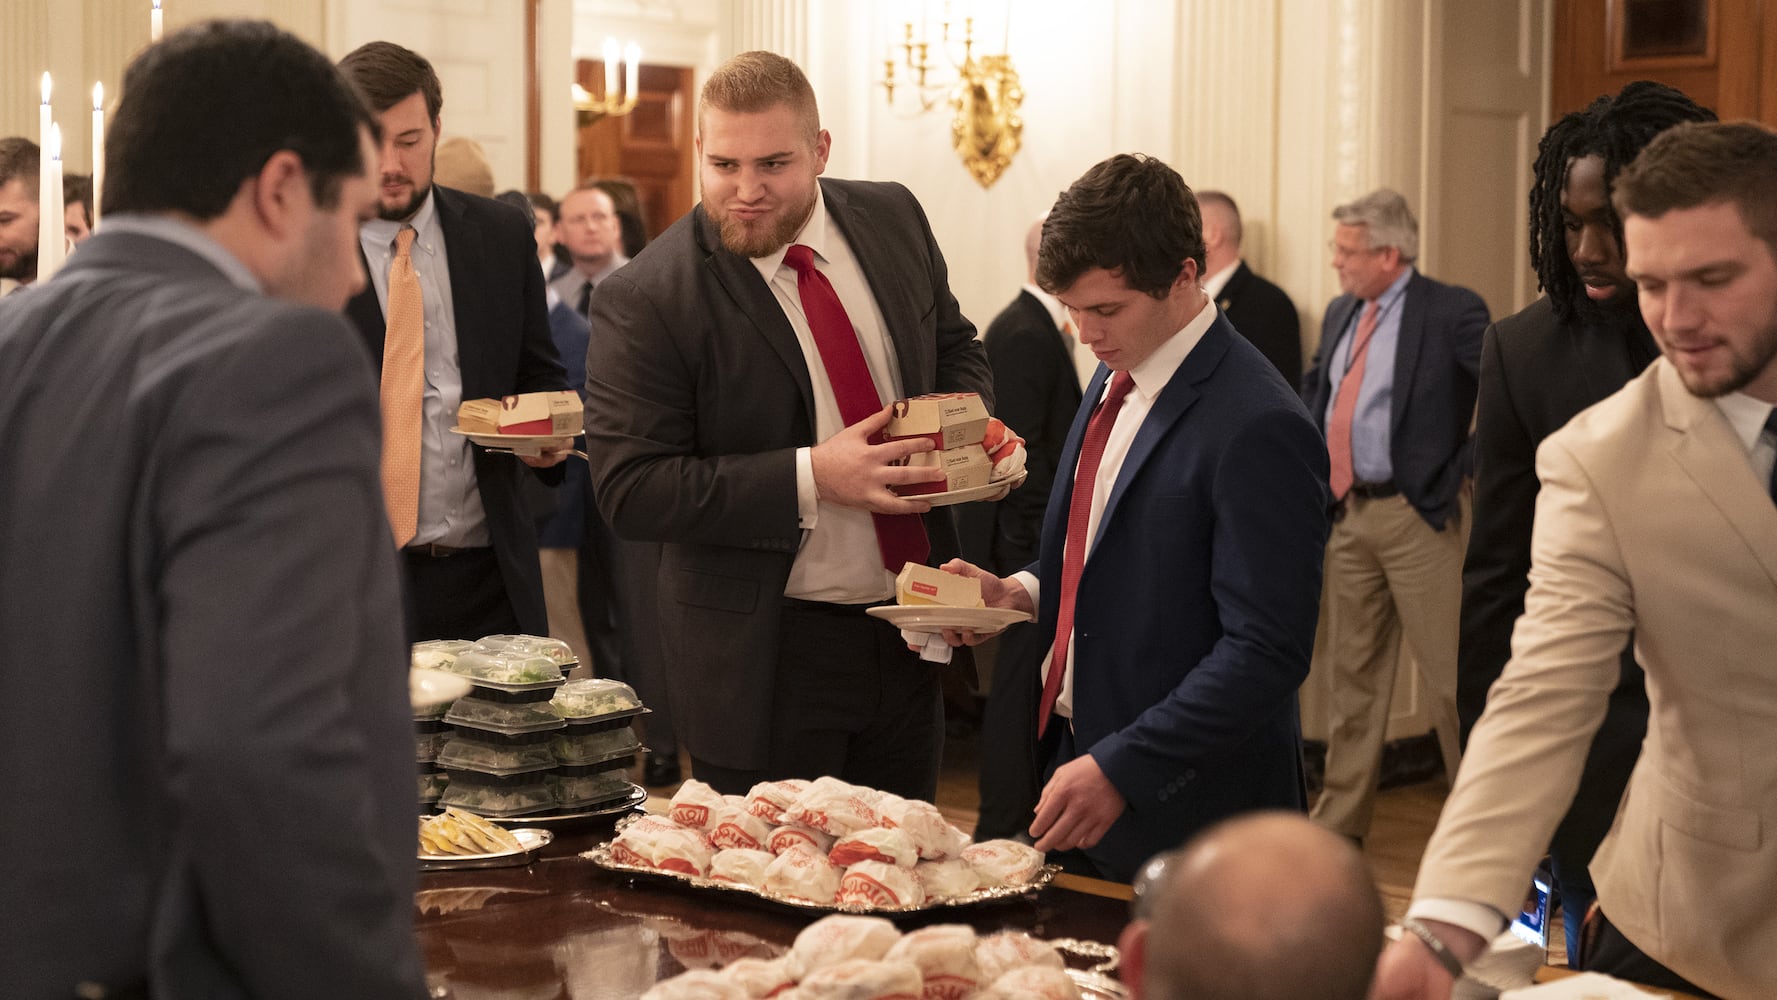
xmin=1374 ymin=121 xmax=1777 ymax=1000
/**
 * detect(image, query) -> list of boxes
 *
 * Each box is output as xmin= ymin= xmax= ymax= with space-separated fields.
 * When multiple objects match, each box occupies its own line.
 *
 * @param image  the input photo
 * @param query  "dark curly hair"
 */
xmin=1529 ymin=81 xmax=1714 ymax=322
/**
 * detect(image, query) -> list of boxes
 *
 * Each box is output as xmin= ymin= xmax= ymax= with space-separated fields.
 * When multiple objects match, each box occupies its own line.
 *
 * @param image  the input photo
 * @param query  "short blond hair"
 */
xmin=699 ymin=50 xmax=820 ymax=143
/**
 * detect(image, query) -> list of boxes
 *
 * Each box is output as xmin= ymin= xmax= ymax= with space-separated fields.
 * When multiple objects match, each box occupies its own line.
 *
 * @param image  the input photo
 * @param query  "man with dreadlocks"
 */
xmin=1458 ymin=80 xmax=1713 ymax=961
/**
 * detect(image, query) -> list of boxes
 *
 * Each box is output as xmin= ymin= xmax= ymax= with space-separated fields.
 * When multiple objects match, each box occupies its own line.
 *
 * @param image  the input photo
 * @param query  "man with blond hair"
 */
xmin=582 ymin=51 xmax=990 ymax=799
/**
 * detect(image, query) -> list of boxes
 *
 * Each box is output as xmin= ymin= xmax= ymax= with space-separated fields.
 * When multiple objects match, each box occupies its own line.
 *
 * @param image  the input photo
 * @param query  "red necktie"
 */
xmin=783 ymin=243 xmax=929 ymax=570
xmin=1326 ymin=300 xmax=1381 ymax=500
xmin=1037 ymin=371 xmax=1137 ymax=737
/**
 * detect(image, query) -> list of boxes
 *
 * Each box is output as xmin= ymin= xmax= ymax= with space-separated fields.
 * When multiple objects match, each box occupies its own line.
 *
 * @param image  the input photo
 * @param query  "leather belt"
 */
xmin=404 ymin=542 xmax=479 ymax=558
xmin=1346 ymin=480 xmax=1398 ymax=500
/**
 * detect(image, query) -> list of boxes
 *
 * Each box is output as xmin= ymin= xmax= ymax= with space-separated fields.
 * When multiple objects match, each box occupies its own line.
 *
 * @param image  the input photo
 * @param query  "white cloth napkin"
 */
xmin=1500 ymin=972 xmax=1673 ymax=998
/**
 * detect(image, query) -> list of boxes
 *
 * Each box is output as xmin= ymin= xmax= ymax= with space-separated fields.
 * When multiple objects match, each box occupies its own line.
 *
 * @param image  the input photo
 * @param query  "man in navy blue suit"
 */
xmin=946 ymin=154 xmax=1331 ymax=881
xmin=1302 ymin=190 xmax=1488 ymax=846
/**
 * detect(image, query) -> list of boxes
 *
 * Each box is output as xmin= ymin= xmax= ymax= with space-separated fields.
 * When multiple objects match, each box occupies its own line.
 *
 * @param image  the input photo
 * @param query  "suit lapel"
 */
xmin=824 ymin=181 xmax=928 ymax=394
xmin=1658 ymin=364 xmax=1777 ymax=588
xmin=1093 ymin=319 xmax=1224 ymax=543
xmin=435 ymin=188 xmax=490 ymax=398
xmin=1218 ymin=263 xmax=1251 ymax=314
xmin=346 ymin=245 xmax=385 ymax=366
xmin=1390 ymin=271 xmax=1428 ymax=439
xmin=694 ymin=207 xmax=817 ymax=422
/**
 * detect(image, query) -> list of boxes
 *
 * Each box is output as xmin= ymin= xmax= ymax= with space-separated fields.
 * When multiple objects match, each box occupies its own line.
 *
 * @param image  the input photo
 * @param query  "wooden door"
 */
xmin=1553 ymin=0 xmax=1773 ymax=121
xmin=575 ymin=62 xmax=695 ymax=241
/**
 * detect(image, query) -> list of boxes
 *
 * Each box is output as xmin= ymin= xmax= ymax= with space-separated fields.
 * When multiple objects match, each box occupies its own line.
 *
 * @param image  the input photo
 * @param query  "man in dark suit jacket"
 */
xmin=1459 ymin=82 xmax=1713 ymax=959
xmin=0 ymin=22 xmax=425 ymax=997
xmin=963 ymin=215 xmax=1084 ymax=840
xmin=339 ymin=42 xmax=566 ymax=642
xmin=948 ymin=154 xmax=1330 ymax=881
xmin=1198 ymin=190 xmax=1302 ymax=380
xmin=1302 ymin=188 xmax=1488 ymax=844
xmin=583 ymin=52 xmax=991 ymax=801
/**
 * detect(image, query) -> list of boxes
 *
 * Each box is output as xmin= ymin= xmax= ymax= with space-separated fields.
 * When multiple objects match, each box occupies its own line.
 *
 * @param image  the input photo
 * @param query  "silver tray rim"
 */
xmin=418 ymin=827 xmax=552 ymax=870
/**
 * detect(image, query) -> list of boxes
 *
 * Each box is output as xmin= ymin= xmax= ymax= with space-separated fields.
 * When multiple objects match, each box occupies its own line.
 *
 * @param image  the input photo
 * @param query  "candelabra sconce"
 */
xmin=881 ymin=14 xmax=1023 ymax=189
xmin=574 ymin=38 xmax=641 ymax=127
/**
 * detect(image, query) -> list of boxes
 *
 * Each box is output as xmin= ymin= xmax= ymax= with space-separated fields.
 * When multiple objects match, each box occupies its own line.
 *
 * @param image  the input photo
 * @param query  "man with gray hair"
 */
xmin=1120 ymin=812 xmax=1385 ymax=1000
xmin=1302 ymin=188 xmax=1487 ymax=845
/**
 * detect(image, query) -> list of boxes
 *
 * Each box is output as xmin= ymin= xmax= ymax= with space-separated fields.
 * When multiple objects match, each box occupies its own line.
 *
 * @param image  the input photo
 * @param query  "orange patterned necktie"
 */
xmin=380 ymin=226 xmax=424 ymax=547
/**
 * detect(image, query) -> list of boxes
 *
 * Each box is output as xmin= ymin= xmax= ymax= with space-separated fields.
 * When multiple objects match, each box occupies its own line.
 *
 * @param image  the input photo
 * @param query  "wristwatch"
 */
xmin=1399 ymin=917 xmax=1466 ymax=980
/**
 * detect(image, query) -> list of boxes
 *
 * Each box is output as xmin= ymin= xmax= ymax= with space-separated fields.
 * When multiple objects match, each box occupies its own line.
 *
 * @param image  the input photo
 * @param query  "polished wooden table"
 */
xmin=415 ymin=822 xmax=1132 ymax=999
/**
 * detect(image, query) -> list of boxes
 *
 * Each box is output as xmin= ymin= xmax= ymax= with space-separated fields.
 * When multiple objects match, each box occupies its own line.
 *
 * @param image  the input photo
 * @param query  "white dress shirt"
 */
xmin=1012 ymin=296 xmax=1218 ymax=719
xmin=750 ymin=189 xmax=906 ymax=604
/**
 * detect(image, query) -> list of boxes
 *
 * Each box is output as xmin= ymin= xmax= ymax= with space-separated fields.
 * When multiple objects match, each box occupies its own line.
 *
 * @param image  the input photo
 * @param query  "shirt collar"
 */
xmin=97 ymin=213 xmax=263 ymax=293
xmin=1713 ymin=390 xmax=1777 ymax=456
xmin=361 ymin=187 xmax=440 ymax=257
xmin=1201 ymin=259 xmax=1240 ymax=300
xmin=752 ymin=186 xmax=830 ymax=282
xmin=1372 ymin=266 xmax=1414 ymax=310
xmin=1125 ymin=293 xmax=1217 ymax=401
xmin=1022 ymin=283 xmax=1067 ymax=331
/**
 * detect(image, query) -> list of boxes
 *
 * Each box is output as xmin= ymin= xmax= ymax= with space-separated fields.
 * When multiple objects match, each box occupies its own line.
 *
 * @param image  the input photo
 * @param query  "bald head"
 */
xmin=1124 ymin=812 xmax=1384 ymax=1000
xmin=1197 ymin=190 xmax=1242 ymax=275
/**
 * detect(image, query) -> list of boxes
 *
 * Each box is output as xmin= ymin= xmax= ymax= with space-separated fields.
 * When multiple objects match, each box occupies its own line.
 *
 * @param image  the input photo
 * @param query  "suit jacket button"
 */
xmin=1157 ymin=789 xmax=1169 ymax=803
xmin=1185 ymin=769 xmax=1196 ymax=782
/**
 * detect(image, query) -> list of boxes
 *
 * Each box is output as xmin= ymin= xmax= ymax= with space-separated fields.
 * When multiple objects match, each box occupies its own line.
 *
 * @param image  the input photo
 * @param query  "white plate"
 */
xmin=905 ymin=468 xmax=1028 ymax=507
xmin=410 ymin=668 xmax=472 ymax=713
xmin=865 ymin=605 xmax=1032 ymax=633
xmin=419 ymin=827 xmax=552 ymax=870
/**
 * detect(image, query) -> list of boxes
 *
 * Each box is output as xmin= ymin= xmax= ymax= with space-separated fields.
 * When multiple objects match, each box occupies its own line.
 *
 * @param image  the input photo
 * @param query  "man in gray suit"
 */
xmin=584 ymin=51 xmax=991 ymax=800
xmin=0 ymin=21 xmax=426 ymax=998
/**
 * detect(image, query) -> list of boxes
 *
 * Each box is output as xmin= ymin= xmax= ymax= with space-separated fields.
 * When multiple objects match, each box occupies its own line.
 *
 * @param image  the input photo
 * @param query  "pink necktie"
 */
xmin=783 ymin=244 xmax=929 ymax=570
xmin=1326 ymin=301 xmax=1381 ymax=501
xmin=1037 ymin=371 xmax=1137 ymax=737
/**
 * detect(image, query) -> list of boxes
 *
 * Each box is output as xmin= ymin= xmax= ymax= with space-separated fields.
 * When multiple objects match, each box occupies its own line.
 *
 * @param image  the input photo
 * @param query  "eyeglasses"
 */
xmin=1328 ymin=240 xmax=1386 ymax=262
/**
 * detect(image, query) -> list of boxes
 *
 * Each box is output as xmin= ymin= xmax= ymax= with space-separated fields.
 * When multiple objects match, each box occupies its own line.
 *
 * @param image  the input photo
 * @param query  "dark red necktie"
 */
xmin=783 ymin=243 xmax=929 ymax=570
xmin=1038 ymin=371 xmax=1137 ymax=737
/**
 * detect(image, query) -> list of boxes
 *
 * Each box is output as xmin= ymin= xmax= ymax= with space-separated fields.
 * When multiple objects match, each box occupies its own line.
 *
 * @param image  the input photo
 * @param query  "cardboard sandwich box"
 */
xmin=883 ymin=392 xmax=990 ymax=451
xmin=457 ymin=390 xmax=582 ymax=437
xmin=895 ymin=563 xmax=984 ymax=608
xmin=895 ymin=444 xmax=992 ymax=496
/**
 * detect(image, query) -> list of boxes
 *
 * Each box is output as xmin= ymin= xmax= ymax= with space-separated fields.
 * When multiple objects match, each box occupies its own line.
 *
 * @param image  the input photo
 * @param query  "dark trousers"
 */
xmin=1580 ymin=909 xmax=1718 ymax=998
xmin=403 ymin=546 xmax=520 ymax=642
xmin=610 ymin=537 xmax=676 ymax=755
xmin=691 ymin=600 xmax=943 ymax=802
xmin=974 ymin=620 xmax=1045 ymax=840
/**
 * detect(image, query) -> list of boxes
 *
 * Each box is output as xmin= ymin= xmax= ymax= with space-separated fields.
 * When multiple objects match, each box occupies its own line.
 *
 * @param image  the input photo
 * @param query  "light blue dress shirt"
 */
xmin=359 ymin=190 xmax=490 ymax=547
xmin=1324 ymin=268 xmax=1413 ymax=485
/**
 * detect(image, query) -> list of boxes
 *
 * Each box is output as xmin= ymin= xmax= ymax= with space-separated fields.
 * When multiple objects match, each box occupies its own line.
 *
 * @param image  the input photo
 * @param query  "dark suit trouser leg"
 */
xmin=403 ymin=547 xmax=521 ymax=642
xmin=1581 ymin=909 xmax=1718 ymax=998
xmin=576 ymin=501 xmax=624 ymax=679
xmin=974 ymin=620 xmax=1044 ymax=840
xmin=613 ymin=539 xmax=676 ymax=755
xmin=694 ymin=602 xmax=943 ymax=801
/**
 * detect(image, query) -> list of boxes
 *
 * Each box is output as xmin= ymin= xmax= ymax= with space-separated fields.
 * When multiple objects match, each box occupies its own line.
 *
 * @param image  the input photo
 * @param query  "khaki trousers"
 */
xmin=1310 ymin=492 xmax=1464 ymax=838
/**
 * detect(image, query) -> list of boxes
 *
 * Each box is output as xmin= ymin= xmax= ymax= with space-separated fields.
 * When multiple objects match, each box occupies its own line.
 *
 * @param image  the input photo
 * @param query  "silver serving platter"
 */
xmin=419 ymin=827 xmax=552 ymax=871
xmin=488 ymin=784 xmax=649 ymax=828
xmin=580 ymin=841 xmax=1059 ymax=915
xmin=1067 ymin=968 xmax=1129 ymax=998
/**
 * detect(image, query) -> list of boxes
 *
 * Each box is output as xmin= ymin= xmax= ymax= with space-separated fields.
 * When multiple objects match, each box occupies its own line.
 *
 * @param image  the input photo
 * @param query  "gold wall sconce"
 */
xmin=573 ymin=37 xmax=641 ymax=127
xmin=881 ymin=9 xmax=1023 ymax=189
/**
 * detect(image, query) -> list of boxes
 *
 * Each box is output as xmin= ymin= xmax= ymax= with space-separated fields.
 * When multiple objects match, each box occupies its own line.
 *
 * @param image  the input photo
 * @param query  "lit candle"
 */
xmin=39 ymin=74 xmax=53 ymax=279
xmin=151 ymin=1 xmax=163 ymax=43
xmin=38 ymin=124 xmax=65 ymax=281
xmin=603 ymin=38 xmax=619 ymax=101
xmin=92 ymin=83 xmax=104 ymax=228
xmin=624 ymin=43 xmax=641 ymax=107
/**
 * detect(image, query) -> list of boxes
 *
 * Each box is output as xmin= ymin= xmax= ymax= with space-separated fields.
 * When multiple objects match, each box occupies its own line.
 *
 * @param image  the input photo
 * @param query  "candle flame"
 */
xmin=42 ymin=72 xmax=51 ymax=105
xmin=49 ymin=123 xmax=62 ymax=161
xmin=93 ymin=82 xmax=104 ymax=109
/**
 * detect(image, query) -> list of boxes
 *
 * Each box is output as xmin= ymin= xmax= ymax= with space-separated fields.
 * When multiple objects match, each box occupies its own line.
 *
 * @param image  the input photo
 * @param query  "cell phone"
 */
xmin=1509 ymin=864 xmax=1552 ymax=949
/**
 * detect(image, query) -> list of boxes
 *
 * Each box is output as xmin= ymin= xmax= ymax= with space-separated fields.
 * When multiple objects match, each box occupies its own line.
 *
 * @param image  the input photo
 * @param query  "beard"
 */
xmin=713 ymin=190 xmax=817 ymax=259
xmin=1665 ymin=314 xmax=1777 ymax=398
xmin=0 ymin=245 xmax=38 ymax=282
xmin=378 ymin=183 xmax=427 ymax=222
xmin=1568 ymin=284 xmax=1639 ymax=327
